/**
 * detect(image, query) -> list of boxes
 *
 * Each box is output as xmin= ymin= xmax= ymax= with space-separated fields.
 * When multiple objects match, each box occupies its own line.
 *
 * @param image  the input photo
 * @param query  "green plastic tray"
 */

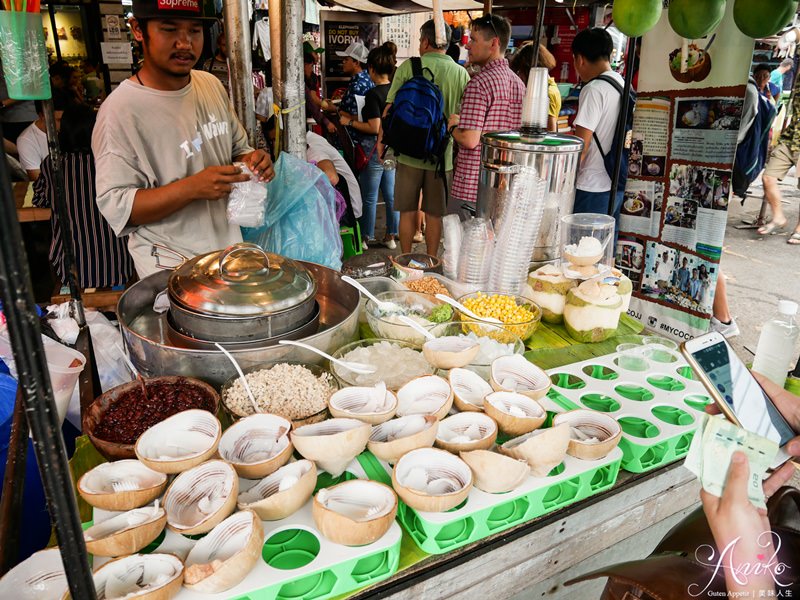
xmin=545 ymin=349 xmax=709 ymax=473
xmin=88 ymin=461 xmax=402 ymax=600
xmin=357 ymin=447 xmax=621 ymax=555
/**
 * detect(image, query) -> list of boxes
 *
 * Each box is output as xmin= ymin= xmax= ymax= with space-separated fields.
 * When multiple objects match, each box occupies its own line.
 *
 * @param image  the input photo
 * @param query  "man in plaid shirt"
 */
xmin=449 ymin=14 xmax=525 ymax=215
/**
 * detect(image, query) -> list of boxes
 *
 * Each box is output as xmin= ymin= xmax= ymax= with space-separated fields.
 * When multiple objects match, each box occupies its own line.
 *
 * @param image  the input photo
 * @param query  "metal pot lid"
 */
xmin=169 ymin=243 xmax=316 ymax=316
xmin=481 ymin=132 xmax=583 ymax=153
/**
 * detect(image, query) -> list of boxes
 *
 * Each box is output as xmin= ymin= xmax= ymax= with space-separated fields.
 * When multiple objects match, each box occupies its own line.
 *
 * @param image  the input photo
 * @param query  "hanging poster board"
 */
xmin=617 ymin=2 xmax=755 ymax=341
xmin=323 ymin=21 xmax=380 ymax=79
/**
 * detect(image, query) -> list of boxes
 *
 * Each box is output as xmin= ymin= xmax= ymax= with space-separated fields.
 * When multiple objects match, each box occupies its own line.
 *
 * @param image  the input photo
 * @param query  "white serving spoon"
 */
xmin=277 ymin=339 xmax=376 ymax=375
xmin=397 ymin=315 xmax=435 ymax=340
xmin=214 ymin=343 xmax=260 ymax=415
xmin=341 ymin=275 xmax=403 ymax=312
xmin=398 ymin=316 xmax=479 ymax=369
xmin=434 ymin=294 xmax=503 ymax=325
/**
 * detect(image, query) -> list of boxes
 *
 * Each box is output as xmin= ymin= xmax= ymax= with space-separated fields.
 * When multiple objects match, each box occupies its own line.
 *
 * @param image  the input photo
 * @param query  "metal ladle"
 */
xmin=214 ymin=343 xmax=260 ymax=414
xmin=278 ymin=339 xmax=377 ymax=375
xmin=341 ymin=275 xmax=403 ymax=312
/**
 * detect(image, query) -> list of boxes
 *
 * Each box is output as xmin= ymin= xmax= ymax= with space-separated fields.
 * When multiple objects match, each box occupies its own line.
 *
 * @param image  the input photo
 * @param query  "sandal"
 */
xmin=757 ymin=219 xmax=788 ymax=235
xmin=788 ymin=232 xmax=800 ymax=245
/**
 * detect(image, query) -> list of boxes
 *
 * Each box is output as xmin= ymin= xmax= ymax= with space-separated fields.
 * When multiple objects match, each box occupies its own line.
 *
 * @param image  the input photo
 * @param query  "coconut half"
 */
xmin=527 ymin=265 xmax=577 ymax=324
xmin=553 ymin=410 xmax=622 ymax=460
xmin=564 ymin=236 xmax=604 ymax=267
xmin=328 ymin=383 xmax=398 ymax=425
xmin=78 ymin=553 xmax=184 ymax=600
xmin=392 ymin=447 xmax=473 ymax=512
xmin=163 ymin=460 xmax=238 ymax=535
xmin=291 ymin=418 xmax=371 ymax=476
xmin=459 ymin=450 xmax=530 ymax=494
xmin=490 ymin=355 xmax=551 ymax=400
xmin=449 ymin=368 xmax=493 ymax=412
xmin=434 ymin=412 xmax=498 ymax=453
xmin=422 ymin=336 xmax=480 ymax=370
xmin=396 ymin=375 xmax=454 ymax=421
xmin=78 ymin=460 xmax=168 ymax=511
xmin=238 ymin=459 xmax=317 ymax=520
xmin=134 ymin=409 xmax=221 ymax=474
xmin=218 ymin=413 xmax=293 ymax=479
xmin=484 ymin=391 xmax=547 ymax=436
xmin=183 ymin=510 xmax=263 ymax=593
xmin=367 ymin=415 xmax=439 ymax=464
xmin=84 ymin=504 xmax=167 ymax=558
xmin=0 ymin=548 xmax=66 ymax=600
xmin=499 ymin=423 xmax=570 ymax=477
xmin=313 ymin=480 xmax=397 ymax=546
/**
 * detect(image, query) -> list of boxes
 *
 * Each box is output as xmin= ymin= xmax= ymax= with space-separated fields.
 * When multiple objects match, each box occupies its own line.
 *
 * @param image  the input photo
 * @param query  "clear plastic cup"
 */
xmin=615 ymin=342 xmax=652 ymax=372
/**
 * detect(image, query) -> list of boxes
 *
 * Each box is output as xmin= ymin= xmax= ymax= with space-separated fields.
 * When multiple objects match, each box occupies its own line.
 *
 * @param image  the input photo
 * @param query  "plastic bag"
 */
xmin=242 ymin=152 xmax=343 ymax=270
xmin=227 ymin=162 xmax=267 ymax=227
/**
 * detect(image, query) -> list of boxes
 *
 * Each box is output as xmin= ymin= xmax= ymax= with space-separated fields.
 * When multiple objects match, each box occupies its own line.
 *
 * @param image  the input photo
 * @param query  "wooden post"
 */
xmin=483 ymin=0 xmax=491 ymax=13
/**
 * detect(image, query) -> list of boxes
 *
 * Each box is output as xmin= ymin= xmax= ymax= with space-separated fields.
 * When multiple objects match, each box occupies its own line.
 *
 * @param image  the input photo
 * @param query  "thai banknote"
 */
xmin=684 ymin=413 xmax=778 ymax=509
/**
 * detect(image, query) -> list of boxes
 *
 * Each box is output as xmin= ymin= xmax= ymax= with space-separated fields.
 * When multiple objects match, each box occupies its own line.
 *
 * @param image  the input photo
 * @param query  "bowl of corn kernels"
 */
xmin=456 ymin=292 xmax=542 ymax=342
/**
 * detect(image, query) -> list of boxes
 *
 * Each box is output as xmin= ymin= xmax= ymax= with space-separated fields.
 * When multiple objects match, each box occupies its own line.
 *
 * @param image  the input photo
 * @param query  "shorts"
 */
xmin=394 ymin=162 xmax=451 ymax=216
xmin=764 ymin=142 xmax=800 ymax=186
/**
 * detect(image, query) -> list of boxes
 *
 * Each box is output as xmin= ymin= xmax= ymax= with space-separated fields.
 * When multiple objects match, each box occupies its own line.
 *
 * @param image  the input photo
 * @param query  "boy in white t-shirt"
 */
xmin=571 ymin=28 xmax=625 ymax=219
xmin=16 ymin=94 xmax=69 ymax=180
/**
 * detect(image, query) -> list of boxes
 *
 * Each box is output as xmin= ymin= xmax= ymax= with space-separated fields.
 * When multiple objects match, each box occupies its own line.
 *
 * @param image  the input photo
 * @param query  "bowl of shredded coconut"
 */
xmin=221 ymin=362 xmax=338 ymax=424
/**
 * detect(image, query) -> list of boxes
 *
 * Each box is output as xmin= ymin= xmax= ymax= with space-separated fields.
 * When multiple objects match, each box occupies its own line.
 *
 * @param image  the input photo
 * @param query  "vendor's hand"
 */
xmin=237 ymin=149 xmax=275 ymax=182
xmin=326 ymin=121 xmax=337 ymax=134
xmin=700 ymin=452 xmax=776 ymax=596
xmin=448 ymin=113 xmax=460 ymax=129
xmin=189 ymin=166 xmax=250 ymax=201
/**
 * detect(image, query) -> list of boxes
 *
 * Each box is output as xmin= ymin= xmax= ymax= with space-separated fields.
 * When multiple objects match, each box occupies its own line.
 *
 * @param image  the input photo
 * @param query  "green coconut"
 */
xmin=612 ymin=0 xmax=663 ymax=37
xmin=563 ymin=286 xmax=622 ymax=344
xmin=734 ymin=0 xmax=797 ymax=39
xmin=564 ymin=322 xmax=620 ymax=344
xmin=668 ymin=0 xmax=726 ymax=39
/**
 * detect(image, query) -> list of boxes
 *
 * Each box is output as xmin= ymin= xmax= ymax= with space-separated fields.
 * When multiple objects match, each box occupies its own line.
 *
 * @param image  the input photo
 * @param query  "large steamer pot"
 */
xmin=476 ymin=132 xmax=582 ymax=268
xmin=166 ymin=244 xmax=318 ymax=343
xmin=118 ymin=261 xmax=359 ymax=387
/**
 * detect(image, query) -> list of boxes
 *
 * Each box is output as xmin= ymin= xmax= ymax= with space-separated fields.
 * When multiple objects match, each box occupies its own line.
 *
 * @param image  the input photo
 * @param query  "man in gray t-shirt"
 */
xmin=93 ymin=0 xmax=273 ymax=277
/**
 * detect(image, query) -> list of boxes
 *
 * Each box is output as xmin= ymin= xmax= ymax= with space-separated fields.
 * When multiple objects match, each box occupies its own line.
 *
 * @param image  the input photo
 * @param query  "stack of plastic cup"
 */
xmin=442 ymin=214 xmax=463 ymax=280
xmin=488 ymin=166 xmax=547 ymax=294
xmin=457 ymin=218 xmax=495 ymax=287
xmin=520 ymin=67 xmax=550 ymax=136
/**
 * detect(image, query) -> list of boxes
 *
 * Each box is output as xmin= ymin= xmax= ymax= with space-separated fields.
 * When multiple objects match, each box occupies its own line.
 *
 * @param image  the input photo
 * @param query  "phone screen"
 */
xmin=691 ymin=339 xmax=795 ymax=446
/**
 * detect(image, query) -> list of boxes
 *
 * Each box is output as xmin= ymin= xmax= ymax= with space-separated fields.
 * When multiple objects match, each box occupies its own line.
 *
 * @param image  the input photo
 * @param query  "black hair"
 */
xmin=510 ymin=41 xmax=557 ymax=83
xmin=49 ymin=62 xmax=73 ymax=83
xmin=367 ymin=43 xmax=395 ymax=76
xmin=420 ymin=19 xmax=452 ymax=50
xmin=753 ymin=63 xmax=772 ymax=76
xmin=470 ymin=14 xmax=512 ymax=50
xmin=304 ymin=52 xmax=316 ymax=65
xmin=34 ymin=89 xmax=73 ymax=115
xmin=58 ymin=103 xmax=96 ymax=154
xmin=136 ymin=18 xmax=151 ymax=43
xmin=571 ymin=28 xmax=613 ymax=63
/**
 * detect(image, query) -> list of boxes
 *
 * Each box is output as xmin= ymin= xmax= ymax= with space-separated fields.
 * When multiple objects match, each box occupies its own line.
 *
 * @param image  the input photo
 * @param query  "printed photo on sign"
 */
xmin=640 ymin=242 xmax=718 ymax=316
xmin=620 ymin=180 xmax=664 ymax=238
xmin=662 ymin=164 xmax=731 ymax=252
xmin=671 ymin=97 xmax=743 ymax=165
xmin=627 ymin=97 xmax=670 ymax=178
xmin=615 ymin=236 xmax=645 ymax=287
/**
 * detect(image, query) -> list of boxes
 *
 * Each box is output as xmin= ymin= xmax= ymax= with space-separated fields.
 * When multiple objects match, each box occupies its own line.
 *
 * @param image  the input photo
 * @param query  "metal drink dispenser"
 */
xmin=476 ymin=132 xmax=583 ymax=269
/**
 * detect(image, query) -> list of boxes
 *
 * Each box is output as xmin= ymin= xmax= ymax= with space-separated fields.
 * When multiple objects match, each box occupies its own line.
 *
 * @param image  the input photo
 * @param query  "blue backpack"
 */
xmin=383 ymin=57 xmax=448 ymax=165
xmin=592 ymin=73 xmax=636 ymax=192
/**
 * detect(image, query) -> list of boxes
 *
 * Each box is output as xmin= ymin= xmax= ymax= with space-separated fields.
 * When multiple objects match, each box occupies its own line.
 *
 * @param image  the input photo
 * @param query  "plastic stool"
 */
xmin=340 ymin=222 xmax=363 ymax=259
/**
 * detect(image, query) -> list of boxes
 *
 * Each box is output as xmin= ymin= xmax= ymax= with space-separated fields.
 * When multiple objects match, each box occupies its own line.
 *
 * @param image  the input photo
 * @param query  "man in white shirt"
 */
xmin=571 ymin=28 xmax=625 ymax=218
xmin=16 ymin=94 xmax=69 ymax=180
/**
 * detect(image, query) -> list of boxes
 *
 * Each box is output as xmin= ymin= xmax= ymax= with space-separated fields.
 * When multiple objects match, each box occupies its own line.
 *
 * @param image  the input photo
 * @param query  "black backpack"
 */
xmin=382 ymin=57 xmax=448 ymax=166
xmin=591 ymin=73 xmax=636 ymax=191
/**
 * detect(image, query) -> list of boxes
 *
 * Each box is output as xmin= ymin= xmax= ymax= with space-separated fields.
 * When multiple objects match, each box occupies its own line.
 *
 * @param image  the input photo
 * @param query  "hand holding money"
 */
xmin=684 ymin=413 xmax=778 ymax=509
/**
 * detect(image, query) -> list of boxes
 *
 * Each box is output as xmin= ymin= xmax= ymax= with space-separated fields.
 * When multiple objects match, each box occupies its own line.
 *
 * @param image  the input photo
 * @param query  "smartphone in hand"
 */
xmin=681 ymin=331 xmax=796 ymax=469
